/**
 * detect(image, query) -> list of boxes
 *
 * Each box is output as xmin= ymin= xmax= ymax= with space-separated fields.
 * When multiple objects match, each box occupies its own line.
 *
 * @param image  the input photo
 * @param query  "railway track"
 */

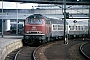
xmin=5 ymin=40 xmax=59 ymax=60
xmin=5 ymin=46 xmax=36 ymax=60
xmin=5 ymin=38 xmax=90 ymax=60
xmin=80 ymin=42 xmax=90 ymax=60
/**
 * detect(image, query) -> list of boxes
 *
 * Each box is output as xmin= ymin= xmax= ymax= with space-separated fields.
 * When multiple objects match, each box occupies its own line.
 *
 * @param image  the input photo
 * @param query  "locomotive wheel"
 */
xmin=22 ymin=39 xmax=28 ymax=46
xmin=46 ymin=37 xmax=49 ymax=42
xmin=42 ymin=40 xmax=46 ymax=44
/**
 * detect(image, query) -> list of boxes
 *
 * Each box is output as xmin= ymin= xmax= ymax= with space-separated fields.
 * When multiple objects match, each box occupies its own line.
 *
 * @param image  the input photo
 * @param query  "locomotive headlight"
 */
xmin=32 ymin=26 xmax=36 ymax=29
xmin=38 ymin=31 xmax=42 ymax=34
xmin=40 ymin=32 xmax=42 ymax=34
xmin=26 ymin=31 xmax=29 ymax=33
xmin=25 ymin=36 xmax=29 ymax=39
xmin=41 ymin=36 xmax=45 ymax=40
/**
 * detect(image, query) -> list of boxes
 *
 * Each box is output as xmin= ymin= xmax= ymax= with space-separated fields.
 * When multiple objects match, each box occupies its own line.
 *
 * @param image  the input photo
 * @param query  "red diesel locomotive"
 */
xmin=22 ymin=14 xmax=52 ymax=45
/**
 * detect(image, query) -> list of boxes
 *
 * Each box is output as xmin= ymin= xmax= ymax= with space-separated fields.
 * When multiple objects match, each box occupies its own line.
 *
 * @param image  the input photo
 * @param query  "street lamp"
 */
xmin=1 ymin=1 xmax=3 ymax=60
xmin=16 ymin=3 xmax=18 ymax=36
xmin=0 ymin=0 xmax=4 ymax=60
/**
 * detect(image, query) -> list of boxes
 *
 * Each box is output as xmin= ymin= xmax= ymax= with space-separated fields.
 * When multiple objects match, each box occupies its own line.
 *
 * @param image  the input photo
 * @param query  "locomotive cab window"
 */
xmin=35 ymin=19 xmax=42 ymax=24
xmin=27 ymin=19 xmax=34 ymax=24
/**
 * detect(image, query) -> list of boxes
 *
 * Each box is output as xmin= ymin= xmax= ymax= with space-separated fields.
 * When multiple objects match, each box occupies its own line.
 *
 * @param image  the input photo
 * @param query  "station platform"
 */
xmin=44 ymin=40 xmax=90 ymax=60
xmin=0 ymin=35 xmax=23 ymax=60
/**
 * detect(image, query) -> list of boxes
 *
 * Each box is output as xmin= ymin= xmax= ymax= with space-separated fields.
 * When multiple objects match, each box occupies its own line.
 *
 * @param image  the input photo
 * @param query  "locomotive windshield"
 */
xmin=27 ymin=19 xmax=34 ymax=24
xmin=35 ymin=19 xmax=42 ymax=24
xmin=27 ymin=18 xmax=42 ymax=24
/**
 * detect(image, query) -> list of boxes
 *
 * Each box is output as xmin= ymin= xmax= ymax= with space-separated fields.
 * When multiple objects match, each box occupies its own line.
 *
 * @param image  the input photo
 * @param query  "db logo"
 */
xmin=32 ymin=26 xmax=37 ymax=30
xmin=32 ymin=26 xmax=36 ymax=29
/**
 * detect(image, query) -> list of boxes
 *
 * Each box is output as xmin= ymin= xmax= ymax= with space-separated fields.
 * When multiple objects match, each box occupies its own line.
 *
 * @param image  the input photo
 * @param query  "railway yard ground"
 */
xmin=34 ymin=39 xmax=90 ymax=60
xmin=0 ymin=35 xmax=90 ymax=60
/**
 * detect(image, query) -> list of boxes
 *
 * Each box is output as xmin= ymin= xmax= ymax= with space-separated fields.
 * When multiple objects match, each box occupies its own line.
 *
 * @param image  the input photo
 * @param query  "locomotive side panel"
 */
xmin=44 ymin=19 xmax=52 ymax=42
xmin=45 ymin=24 xmax=52 ymax=41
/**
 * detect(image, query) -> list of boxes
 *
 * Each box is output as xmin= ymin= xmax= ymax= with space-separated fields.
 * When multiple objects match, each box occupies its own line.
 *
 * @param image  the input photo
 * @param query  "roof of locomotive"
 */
xmin=28 ymin=14 xmax=46 ymax=19
xmin=27 ymin=14 xmax=68 ymax=25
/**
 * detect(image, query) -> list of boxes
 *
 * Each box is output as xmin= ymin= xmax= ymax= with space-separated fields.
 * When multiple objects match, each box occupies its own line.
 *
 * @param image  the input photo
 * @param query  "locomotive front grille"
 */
xmin=30 ymin=32 xmax=37 ymax=34
xmin=26 ymin=31 xmax=42 ymax=34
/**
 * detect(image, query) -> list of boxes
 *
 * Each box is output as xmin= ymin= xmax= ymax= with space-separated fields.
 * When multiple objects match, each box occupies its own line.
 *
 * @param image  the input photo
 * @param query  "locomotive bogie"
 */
xmin=22 ymin=35 xmax=46 ymax=45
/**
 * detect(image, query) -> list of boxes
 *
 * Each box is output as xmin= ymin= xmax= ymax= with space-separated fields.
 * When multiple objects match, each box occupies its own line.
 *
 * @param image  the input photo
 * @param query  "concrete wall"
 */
xmin=0 ymin=40 xmax=23 ymax=60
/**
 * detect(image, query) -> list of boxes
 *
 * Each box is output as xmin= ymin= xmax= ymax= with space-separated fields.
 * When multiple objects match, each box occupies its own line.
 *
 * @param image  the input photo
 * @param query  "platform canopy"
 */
xmin=3 ymin=0 xmax=90 ymax=5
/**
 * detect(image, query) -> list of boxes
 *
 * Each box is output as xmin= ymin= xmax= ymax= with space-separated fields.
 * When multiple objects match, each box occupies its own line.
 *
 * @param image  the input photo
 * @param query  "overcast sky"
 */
xmin=0 ymin=1 xmax=88 ymax=24
xmin=0 ymin=1 xmax=38 ymax=9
